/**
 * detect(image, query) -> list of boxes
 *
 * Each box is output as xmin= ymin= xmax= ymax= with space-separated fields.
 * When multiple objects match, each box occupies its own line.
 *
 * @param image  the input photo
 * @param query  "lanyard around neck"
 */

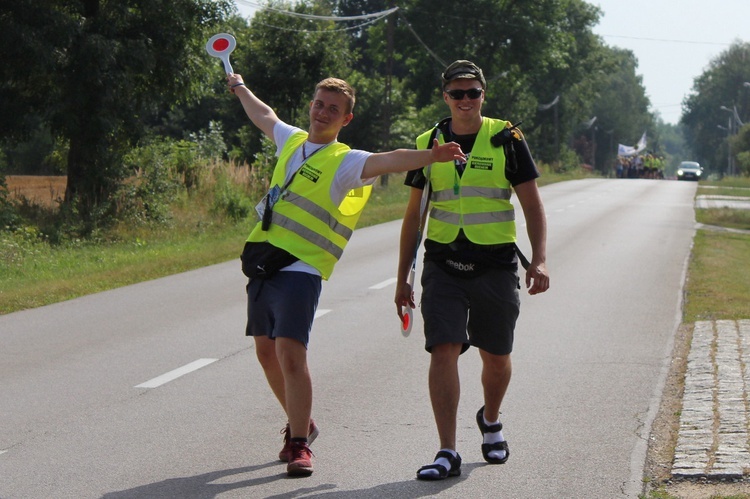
xmin=283 ymin=140 xmax=333 ymax=190
xmin=302 ymin=140 xmax=330 ymax=161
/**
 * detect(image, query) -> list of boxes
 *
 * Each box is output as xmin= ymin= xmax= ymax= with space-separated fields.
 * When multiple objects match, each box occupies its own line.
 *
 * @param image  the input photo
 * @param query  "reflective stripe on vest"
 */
xmin=270 ymin=210 xmax=345 ymax=260
xmin=431 ymin=186 xmax=512 ymax=203
xmin=280 ymin=191 xmax=354 ymax=241
xmin=429 ymin=205 xmax=515 ymax=226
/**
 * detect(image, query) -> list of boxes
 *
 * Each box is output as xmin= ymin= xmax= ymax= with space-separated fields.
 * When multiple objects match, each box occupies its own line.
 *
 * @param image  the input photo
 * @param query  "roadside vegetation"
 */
xmin=687 ymin=177 xmax=750 ymax=322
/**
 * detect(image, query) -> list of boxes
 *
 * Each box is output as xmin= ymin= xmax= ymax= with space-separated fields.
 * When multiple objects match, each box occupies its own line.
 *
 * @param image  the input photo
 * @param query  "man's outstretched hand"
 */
xmin=430 ymin=139 xmax=466 ymax=163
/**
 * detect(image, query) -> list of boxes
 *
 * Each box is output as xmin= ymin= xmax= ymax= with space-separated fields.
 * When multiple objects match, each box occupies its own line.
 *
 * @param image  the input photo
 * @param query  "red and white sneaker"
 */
xmin=286 ymin=441 xmax=314 ymax=477
xmin=278 ymin=419 xmax=320 ymax=462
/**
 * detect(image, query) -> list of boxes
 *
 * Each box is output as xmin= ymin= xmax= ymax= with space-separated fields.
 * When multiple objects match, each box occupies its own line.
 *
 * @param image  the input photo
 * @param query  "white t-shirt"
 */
xmin=272 ymin=121 xmax=375 ymax=275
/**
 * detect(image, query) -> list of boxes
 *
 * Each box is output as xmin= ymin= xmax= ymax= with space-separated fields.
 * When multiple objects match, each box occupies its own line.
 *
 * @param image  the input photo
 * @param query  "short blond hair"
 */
xmin=315 ymin=77 xmax=356 ymax=114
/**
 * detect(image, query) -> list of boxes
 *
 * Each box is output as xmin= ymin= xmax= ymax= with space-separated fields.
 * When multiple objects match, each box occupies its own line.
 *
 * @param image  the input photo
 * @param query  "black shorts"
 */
xmin=420 ymin=261 xmax=520 ymax=355
xmin=245 ymin=271 xmax=322 ymax=348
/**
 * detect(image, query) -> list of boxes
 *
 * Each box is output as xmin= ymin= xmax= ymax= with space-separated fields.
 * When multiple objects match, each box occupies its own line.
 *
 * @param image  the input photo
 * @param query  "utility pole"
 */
xmin=720 ymin=105 xmax=737 ymax=175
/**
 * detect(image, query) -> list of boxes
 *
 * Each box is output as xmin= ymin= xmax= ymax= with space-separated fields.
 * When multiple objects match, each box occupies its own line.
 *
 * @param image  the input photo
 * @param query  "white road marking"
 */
xmin=370 ymin=277 xmax=397 ymax=290
xmin=0 ymin=450 xmax=7 ymax=456
xmin=135 ymin=358 xmax=217 ymax=389
xmin=315 ymin=309 xmax=331 ymax=319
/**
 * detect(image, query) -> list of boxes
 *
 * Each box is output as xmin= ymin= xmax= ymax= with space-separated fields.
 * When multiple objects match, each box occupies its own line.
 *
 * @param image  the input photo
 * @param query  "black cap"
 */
xmin=441 ymin=60 xmax=486 ymax=90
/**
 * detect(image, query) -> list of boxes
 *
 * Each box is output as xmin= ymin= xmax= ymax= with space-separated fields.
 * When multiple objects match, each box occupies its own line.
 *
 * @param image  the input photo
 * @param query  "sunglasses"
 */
xmin=446 ymin=88 xmax=483 ymax=100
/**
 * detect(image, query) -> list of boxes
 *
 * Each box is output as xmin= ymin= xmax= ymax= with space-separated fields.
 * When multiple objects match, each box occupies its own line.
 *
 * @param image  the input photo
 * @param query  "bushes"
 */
xmin=119 ymin=140 xmax=186 ymax=225
xmin=0 ymin=173 xmax=20 ymax=229
xmin=211 ymin=170 xmax=254 ymax=221
xmin=1 ymin=225 xmax=50 ymax=268
xmin=1 ymin=119 xmax=273 ymax=247
xmin=117 ymin=121 xmax=264 ymax=226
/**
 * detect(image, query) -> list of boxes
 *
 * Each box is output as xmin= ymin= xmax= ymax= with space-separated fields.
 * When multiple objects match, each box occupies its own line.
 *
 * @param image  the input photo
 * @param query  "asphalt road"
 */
xmin=0 ymin=178 xmax=698 ymax=498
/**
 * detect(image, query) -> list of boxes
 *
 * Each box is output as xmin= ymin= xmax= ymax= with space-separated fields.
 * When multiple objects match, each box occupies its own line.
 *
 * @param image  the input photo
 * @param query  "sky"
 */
xmin=234 ymin=1 xmax=750 ymax=125
xmin=591 ymin=0 xmax=750 ymax=124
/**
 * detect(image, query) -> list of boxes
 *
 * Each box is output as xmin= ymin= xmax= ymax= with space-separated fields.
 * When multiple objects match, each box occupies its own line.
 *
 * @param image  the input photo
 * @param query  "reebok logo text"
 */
xmin=445 ymin=259 xmax=475 ymax=272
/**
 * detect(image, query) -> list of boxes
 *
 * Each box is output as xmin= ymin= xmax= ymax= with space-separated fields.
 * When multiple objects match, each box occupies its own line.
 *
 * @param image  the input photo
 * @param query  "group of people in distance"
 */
xmin=616 ymin=153 xmax=665 ymax=179
xmin=227 ymin=59 xmax=549 ymax=479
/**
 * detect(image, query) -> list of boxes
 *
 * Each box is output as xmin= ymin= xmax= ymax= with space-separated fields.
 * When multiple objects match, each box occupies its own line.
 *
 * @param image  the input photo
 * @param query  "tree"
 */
xmin=681 ymin=41 xmax=750 ymax=175
xmin=0 ymin=0 xmax=233 ymax=224
xmin=730 ymin=123 xmax=750 ymax=176
xmin=587 ymin=47 xmax=653 ymax=174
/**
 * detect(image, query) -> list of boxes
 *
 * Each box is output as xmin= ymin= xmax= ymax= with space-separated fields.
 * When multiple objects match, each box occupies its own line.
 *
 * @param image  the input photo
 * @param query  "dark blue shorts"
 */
xmin=420 ymin=261 xmax=520 ymax=356
xmin=245 ymin=271 xmax=322 ymax=348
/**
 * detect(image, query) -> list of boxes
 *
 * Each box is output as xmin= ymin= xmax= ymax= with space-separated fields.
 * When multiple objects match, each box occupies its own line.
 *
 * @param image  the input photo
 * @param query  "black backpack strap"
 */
xmin=426 ymin=117 xmax=452 ymax=148
xmin=490 ymin=120 xmax=524 ymax=174
xmin=513 ymin=243 xmax=530 ymax=270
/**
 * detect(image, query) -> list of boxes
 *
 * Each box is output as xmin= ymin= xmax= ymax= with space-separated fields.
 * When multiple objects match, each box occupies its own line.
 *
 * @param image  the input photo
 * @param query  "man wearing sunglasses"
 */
xmin=395 ymin=60 xmax=550 ymax=480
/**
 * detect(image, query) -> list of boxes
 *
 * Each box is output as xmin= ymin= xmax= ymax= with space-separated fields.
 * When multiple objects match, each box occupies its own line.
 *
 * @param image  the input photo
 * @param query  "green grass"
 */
xmin=685 ymin=176 xmax=750 ymax=323
xmin=696 ymin=207 xmax=750 ymax=230
xmin=684 ymin=229 xmax=750 ymax=322
xmin=701 ymin=177 xmax=750 ymax=189
xmin=0 ymin=223 xmax=249 ymax=315
xmin=698 ymin=185 xmax=750 ymax=197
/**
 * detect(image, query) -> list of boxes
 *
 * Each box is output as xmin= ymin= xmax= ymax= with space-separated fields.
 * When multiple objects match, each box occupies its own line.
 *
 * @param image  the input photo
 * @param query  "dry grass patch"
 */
xmin=6 ymin=175 xmax=66 ymax=208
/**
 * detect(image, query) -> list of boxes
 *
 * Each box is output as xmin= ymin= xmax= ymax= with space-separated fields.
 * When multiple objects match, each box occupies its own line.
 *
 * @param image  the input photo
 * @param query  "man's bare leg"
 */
xmin=417 ymin=342 xmax=463 ymax=479
xmin=479 ymin=350 xmax=511 ymax=461
xmin=254 ymin=335 xmax=286 ymax=411
xmin=276 ymin=337 xmax=312 ymax=440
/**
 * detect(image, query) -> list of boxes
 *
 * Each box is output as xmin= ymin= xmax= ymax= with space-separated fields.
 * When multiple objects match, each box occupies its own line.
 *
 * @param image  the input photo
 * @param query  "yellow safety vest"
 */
xmin=417 ymin=117 xmax=516 ymax=244
xmin=247 ymin=131 xmax=371 ymax=279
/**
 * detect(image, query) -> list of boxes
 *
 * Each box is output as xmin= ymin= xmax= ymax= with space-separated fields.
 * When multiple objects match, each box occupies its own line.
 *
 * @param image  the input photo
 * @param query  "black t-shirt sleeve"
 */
xmin=404 ymin=168 xmax=427 ymax=190
xmin=506 ymin=138 xmax=540 ymax=187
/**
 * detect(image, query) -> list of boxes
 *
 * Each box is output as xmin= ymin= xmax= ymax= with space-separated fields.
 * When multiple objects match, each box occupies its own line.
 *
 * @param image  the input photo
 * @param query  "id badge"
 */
xmin=255 ymin=184 xmax=281 ymax=219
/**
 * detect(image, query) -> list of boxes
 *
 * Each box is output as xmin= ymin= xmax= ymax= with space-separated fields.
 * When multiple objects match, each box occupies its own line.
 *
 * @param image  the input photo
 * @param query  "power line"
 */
xmin=235 ymin=0 xmax=397 ymax=21
xmin=250 ymin=15 xmax=391 ymax=33
xmin=233 ymin=2 xmax=447 ymax=68
xmin=396 ymin=10 xmax=446 ymax=67
xmin=599 ymin=34 xmax=732 ymax=46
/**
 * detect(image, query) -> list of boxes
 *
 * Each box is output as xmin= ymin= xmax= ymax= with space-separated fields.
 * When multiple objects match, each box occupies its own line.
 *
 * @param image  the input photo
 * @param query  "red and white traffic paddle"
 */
xmin=401 ymin=268 xmax=415 ymax=337
xmin=399 ymin=135 xmax=439 ymax=337
xmin=205 ymin=33 xmax=236 ymax=74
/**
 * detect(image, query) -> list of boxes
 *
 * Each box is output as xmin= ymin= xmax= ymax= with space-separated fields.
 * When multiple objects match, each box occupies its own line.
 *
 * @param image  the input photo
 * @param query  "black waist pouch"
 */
xmin=424 ymin=239 xmax=517 ymax=279
xmin=435 ymin=256 xmax=486 ymax=278
xmin=240 ymin=241 xmax=299 ymax=279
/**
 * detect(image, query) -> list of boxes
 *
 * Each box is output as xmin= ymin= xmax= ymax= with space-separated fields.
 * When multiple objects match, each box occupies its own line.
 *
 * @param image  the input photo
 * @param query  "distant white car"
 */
xmin=677 ymin=161 xmax=702 ymax=181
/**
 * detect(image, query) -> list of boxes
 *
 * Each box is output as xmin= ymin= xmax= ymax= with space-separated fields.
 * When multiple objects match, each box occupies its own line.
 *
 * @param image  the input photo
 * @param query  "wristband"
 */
xmin=231 ymin=82 xmax=245 ymax=88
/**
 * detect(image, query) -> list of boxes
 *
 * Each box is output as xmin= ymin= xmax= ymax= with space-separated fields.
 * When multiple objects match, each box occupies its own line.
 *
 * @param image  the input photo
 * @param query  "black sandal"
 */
xmin=416 ymin=450 xmax=462 ymax=480
xmin=476 ymin=406 xmax=510 ymax=464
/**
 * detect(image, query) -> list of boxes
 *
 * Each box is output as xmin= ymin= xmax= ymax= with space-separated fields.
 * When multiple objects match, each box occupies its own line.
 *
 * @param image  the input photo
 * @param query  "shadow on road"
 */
xmin=101 ymin=462 xmax=280 ymax=498
xmin=100 ymin=462 xmax=485 ymax=498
